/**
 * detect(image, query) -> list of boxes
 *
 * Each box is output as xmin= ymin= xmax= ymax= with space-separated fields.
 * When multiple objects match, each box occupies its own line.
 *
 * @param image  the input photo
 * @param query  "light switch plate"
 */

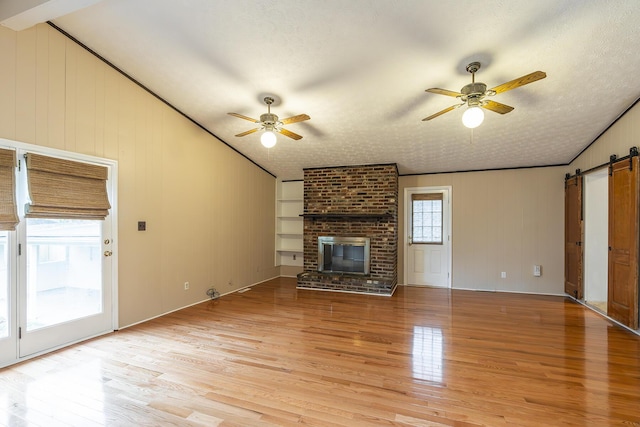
xmin=533 ymin=265 xmax=541 ymax=277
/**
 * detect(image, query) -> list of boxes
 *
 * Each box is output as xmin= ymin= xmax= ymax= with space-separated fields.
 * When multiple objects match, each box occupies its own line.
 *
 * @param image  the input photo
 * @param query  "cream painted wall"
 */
xmin=397 ymin=101 xmax=640 ymax=296
xmin=400 ymin=167 xmax=565 ymax=294
xmin=0 ymin=24 xmax=278 ymax=327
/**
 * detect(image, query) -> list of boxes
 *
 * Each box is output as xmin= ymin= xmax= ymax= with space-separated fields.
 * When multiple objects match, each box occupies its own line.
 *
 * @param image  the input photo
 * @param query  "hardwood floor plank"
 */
xmin=1 ymin=277 xmax=639 ymax=426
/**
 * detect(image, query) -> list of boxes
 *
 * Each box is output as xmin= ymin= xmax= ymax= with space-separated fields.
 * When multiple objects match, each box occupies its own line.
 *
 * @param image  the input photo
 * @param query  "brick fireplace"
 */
xmin=297 ymin=164 xmax=398 ymax=295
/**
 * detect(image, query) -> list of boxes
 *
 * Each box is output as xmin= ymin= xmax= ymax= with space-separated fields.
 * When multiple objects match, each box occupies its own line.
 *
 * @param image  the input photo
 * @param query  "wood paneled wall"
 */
xmin=567 ymin=102 xmax=640 ymax=174
xmin=0 ymin=24 xmax=278 ymax=327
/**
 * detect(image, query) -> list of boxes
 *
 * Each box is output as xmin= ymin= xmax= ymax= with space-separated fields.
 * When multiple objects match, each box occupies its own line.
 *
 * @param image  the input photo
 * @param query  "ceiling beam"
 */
xmin=0 ymin=0 xmax=101 ymax=31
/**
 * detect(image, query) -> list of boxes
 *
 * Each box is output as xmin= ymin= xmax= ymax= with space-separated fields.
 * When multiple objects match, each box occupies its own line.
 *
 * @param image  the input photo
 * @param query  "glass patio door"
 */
xmin=18 ymin=217 xmax=113 ymax=358
xmin=0 ymin=230 xmax=16 ymax=366
xmin=0 ymin=142 xmax=116 ymax=366
xmin=0 ymin=232 xmax=9 ymax=339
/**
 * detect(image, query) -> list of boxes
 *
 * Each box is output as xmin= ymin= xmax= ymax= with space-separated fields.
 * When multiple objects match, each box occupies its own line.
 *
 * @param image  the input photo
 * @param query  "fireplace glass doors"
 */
xmin=318 ymin=236 xmax=370 ymax=275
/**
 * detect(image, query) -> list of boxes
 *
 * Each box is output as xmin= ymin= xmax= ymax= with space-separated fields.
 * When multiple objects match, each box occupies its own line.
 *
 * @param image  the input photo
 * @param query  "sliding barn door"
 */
xmin=608 ymin=157 xmax=639 ymax=330
xmin=565 ymin=175 xmax=583 ymax=299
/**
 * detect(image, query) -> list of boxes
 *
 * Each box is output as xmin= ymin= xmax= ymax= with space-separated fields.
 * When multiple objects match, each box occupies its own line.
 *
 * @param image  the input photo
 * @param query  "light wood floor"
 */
xmin=1 ymin=277 xmax=639 ymax=426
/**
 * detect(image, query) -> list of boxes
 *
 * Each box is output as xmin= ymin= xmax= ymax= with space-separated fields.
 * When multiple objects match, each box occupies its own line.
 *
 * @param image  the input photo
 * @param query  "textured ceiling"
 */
xmin=43 ymin=0 xmax=640 ymax=179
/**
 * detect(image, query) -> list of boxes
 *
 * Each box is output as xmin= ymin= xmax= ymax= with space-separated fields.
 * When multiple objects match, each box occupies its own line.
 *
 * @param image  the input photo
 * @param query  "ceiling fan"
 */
xmin=423 ymin=62 xmax=546 ymax=128
xmin=228 ymin=97 xmax=310 ymax=148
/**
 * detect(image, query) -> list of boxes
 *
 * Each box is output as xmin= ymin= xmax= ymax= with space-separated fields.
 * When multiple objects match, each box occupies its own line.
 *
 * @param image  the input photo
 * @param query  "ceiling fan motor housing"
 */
xmin=461 ymin=82 xmax=486 ymax=96
xmin=460 ymin=82 xmax=487 ymax=105
xmin=260 ymin=113 xmax=279 ymax=126
xmin=260 ymin=112 xmax=282 ymax=132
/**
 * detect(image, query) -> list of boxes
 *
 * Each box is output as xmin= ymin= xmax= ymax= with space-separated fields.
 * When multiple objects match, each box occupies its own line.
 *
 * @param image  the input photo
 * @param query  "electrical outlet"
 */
xmin=500 ymin=272 xmax=507 ymax=279
xmin=184 ymin=281 xmax=190 ymax=290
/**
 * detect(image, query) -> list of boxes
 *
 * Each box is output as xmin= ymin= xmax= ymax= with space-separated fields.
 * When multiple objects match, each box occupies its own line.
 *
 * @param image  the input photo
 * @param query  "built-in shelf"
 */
xmin=276 ymin=181 xmax=304 ymax=268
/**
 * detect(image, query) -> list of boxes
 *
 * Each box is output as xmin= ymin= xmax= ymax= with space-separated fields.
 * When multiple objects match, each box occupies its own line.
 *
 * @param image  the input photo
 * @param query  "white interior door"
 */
xmin=406 ymin=187 xmax=451 ymax=287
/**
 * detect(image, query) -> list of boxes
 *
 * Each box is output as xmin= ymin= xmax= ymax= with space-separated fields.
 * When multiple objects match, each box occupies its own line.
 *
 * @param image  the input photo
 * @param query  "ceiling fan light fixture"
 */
xmin=261 ymin=130 xmax=277 ymax=148
xmin=423 ymin=61 xmax=546 ymax=126
xmin=462 ymin=106 xmax=484 ymax=129
xmin=228 ymin=95 xmax=310 ymax=143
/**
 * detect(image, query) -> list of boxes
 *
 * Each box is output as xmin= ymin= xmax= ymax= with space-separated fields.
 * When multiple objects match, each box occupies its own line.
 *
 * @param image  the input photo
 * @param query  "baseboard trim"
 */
xmin=119 ymin=275 xmax=280 ymax=330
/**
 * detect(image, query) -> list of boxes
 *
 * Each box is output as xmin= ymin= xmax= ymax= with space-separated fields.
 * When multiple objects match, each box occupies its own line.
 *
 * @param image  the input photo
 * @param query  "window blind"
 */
xmin=25 ymin=153 xmax=111 ymax=220
xmin=412 ymin=192 xmax=443 ymax=202
xmin=0 ymin=148 xmax=18 ymax=230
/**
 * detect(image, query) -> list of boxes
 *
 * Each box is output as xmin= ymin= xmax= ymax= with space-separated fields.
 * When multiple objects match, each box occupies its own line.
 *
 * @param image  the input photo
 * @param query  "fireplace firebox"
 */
xmin=317 ymin=236 xmax=370 ymax=275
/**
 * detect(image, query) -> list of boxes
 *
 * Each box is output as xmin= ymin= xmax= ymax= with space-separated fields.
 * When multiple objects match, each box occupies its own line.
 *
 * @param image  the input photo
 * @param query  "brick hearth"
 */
xmin=297 ymin=164 xmax=398 ymax=295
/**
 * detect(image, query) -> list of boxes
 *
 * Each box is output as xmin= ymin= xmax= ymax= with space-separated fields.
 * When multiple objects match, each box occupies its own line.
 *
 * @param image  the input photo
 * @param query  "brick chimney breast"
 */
xmin=297 ymin=164 xmax=398 ymax=295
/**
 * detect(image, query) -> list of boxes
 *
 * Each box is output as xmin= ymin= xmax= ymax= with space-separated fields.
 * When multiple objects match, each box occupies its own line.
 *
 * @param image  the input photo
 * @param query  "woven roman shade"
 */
xmin=25 ymin=153 xmax=111 ymax=220
xmin=412 ymin=192 xmax=443 ymax=201
xmin=0 ymin=148 xmax=19 ymax=230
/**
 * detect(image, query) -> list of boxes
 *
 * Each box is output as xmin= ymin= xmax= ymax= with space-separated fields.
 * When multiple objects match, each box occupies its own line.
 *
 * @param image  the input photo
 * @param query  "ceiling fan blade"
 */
xmin=279 ymin=128 xmax=303 ymax=140
xmin=422 ymin=104 xmax=463 ymax=121
xmin=426 ymin=88 xmax=463 ymax=98
xmin=281 ymin=114 xmax=310 ymax=125
xmin=235 ymin=128 xmax=259 ymax=137
xmin=489 ymin=71 xmax=547 ymax=95
xmin=481 ymin=100 xmax=514 ymax=114
xmin=228 ymin=112 xmax=259 ymax=123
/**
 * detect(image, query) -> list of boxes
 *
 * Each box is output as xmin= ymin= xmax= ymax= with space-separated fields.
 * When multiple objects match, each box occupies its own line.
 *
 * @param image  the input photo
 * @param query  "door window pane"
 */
xmin=412 ymin=198 xmax=443 ymax=244
xmin=0 ymin=231 xmax=8 ymax=338
xmin=26 ymin=219 xmax=102 ymax=331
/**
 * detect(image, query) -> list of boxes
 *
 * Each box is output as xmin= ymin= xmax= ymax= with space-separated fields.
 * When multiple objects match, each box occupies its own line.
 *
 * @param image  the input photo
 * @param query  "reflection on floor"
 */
xmin=586 ymin=300 xmax=607 ymax=314
xmin=2 ymin=278 xmax=640 ymax=426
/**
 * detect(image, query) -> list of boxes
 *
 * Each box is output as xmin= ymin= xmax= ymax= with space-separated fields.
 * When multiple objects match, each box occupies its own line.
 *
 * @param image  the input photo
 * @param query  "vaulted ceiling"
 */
xmin=3 ymin=0 xmax=640 ymax=180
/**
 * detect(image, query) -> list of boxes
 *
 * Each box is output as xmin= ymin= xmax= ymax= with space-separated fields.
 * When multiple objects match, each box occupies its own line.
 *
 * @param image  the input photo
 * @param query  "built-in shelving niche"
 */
xmin=276 ymin=180 xmax=303 ymax=268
